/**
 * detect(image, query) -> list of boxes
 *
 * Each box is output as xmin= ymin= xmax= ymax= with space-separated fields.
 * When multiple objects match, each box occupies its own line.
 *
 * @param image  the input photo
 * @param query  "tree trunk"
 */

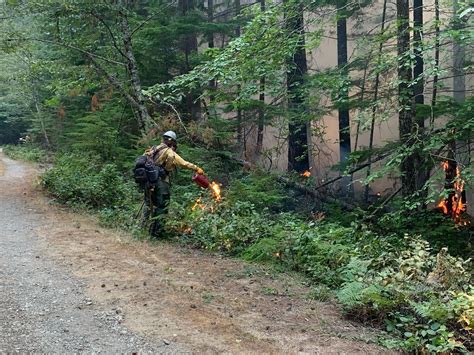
xmin=445 ymin=148 xmax=458 ymax=217
xmin=208 ymin=0 xmax=216 ymax=103
xmin=33 ymin=96 xmax=51 ymax=148
xmin=431 ymin=0 xmax=440 ymax=116
xmin=337 ymin=1 xmax=351 ymax=194
xmin=364 ymin=0 xmax=388 ymax=203
xmin=286 ymin=1 xmax=309 ymax=173
xmin=179 ymin=0 xmax=201 ymax=120
xmin=413 ymin=0 xmax=429 ymax=197
xmin=119 ymin=8 xmax=150 ymax=132
xmin=451 ymin=0 xmax=468 ymax=213
xmin=235 ymin=0 xmax=244 ymax=155
xmin=452 ymin=0 xmax=465 ymax=105
xmin=397 ymin=0 xmax=415 ymax=196
xmin=413 ymin=0 xmax=424 ymax=109
xmin=255 ymin=0 xmax=266 ymax=157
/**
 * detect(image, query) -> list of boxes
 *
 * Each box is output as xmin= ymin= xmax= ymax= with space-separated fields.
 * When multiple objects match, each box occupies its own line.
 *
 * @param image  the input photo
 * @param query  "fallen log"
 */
xmin=277 ymin=176 xmax=356 ymax=210
xmin=312 ymin=151 xmax=392 ymax=191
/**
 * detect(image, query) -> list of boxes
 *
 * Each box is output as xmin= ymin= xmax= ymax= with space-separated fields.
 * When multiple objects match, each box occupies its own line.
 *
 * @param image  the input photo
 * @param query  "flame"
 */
xmin=442 ymin=161 xmax=449 ymax=171
xmin=437 ymin=199 xmax=448 ymax=215
xmin=191 ymin=181 xmax=222 ymax=213
xmin=301 ymin=170 xmax=311 ymax=177
xmin=192 ymin=197 xmax=205 ymax=211
xmin=437 ymin=161 xmax=469 ymax=225
xmin=210 ymin=181 xmax=222 ymax=202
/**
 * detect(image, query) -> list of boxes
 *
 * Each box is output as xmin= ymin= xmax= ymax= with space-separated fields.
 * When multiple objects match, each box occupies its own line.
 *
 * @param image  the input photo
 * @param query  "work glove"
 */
xmin=196 ymin=167 xmax=204 ymax=175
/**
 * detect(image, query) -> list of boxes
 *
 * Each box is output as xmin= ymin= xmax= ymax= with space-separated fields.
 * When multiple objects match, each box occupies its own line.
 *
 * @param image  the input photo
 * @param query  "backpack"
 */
xmin=133 ymin=145 xmax=168 ymax=187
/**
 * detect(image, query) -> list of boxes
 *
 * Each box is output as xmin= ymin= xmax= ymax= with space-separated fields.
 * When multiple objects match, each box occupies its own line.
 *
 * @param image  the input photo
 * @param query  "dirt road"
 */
xmin=0 ymin=150 xmax=388 ymax=353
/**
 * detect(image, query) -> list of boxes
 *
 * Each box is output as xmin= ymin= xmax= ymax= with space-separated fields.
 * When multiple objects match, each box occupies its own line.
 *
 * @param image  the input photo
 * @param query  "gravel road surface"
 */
xmin=0 ymin=151 xmax=182 ymax=353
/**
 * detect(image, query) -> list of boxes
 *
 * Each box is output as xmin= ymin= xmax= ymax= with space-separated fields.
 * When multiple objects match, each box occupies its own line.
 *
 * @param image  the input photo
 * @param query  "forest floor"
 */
xmin=0 ymin=149 xmax=391 ymax=353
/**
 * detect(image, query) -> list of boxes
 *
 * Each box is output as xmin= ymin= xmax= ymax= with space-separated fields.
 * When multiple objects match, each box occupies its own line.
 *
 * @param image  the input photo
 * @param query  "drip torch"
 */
xmin=192 ymin=173 xmax=210 ymax=189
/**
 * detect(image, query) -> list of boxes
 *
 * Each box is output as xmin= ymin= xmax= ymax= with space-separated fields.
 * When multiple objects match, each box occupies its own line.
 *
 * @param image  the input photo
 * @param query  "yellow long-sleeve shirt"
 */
xmin=146 ymin=143 xmax=198 ymax=182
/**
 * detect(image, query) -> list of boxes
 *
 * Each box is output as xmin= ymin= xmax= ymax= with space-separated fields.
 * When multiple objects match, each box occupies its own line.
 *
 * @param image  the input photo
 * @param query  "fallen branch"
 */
xmin=313 ymin=151 xmax=391 ymax=191
xmin=277 ymin=176 xmax=355 ymax=210
xmin=365 ymin=186 xmax=402 ymax=220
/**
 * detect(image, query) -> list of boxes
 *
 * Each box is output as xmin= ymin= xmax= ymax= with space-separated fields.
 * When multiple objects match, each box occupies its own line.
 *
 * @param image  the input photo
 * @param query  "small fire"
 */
xmin=191 ymin=181 xmax=222 ymax=212
xmin=437 ymin=161 xmax=469 ymax=225
xmin=442 ymin=161 xmax=449 ymax=171
xmin=301 ymin=170 xmax=311 ymax=178
xmin=192 ymin=197 xmax=205 ymax=211
xmin=210 ymin=181 xmax=222 ymax=202
xmin=437 ymin=199 xmax=448 ymax=215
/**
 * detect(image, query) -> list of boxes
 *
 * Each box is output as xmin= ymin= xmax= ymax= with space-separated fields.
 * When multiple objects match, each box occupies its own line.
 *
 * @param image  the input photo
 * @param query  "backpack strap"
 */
xmin=154 ymin=145 xmax=168 ymax=162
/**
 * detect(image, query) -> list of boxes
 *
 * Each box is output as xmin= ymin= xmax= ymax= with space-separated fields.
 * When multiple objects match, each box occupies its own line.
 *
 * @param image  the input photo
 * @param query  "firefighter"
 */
xmin=143 ymin=130 xmax=204 ymax=237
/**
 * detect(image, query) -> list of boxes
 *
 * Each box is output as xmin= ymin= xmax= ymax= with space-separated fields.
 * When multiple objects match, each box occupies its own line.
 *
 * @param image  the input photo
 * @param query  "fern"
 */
xmin=337 ymin=281 xmax=367 ymax=307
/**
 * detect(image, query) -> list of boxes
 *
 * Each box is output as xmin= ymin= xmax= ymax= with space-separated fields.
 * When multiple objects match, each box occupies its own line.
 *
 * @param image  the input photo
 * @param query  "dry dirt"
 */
xmin=0 ymin=149 xmax=390 ymax=353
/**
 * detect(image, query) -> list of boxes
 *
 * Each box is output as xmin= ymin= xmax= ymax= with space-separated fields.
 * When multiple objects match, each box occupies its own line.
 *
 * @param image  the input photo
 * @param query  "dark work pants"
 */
xmin=143 ymin=179 xmax=170 ymax=236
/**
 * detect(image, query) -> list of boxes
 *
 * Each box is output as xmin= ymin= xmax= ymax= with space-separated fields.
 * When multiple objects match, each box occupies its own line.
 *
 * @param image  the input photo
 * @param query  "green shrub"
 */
xmin=336 ymin=237 xmax=473 ymax=352
xmin=42 ymin=153 xmax=141 ymax=228
xmin=167 ymin=197 xmax=273 ymax=255
xmin=3 ymin=144 xmax=48 ymax=162
xmin=227 ymin=173 xmax=293 ymax=212
xmin=374 ymin=210 xmax=472 ymax=257
xmin=242 ymin=238 xmax=281 ymax=262
xmin=280 ymin=221 xmax=357 ymax=287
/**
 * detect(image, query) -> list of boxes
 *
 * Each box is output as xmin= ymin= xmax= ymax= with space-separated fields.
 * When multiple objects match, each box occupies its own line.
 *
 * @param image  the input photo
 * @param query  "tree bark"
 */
xmin=336 ymin=3 xmax=350 ymax=163
xmin=336 ymin=1 xmax=351 ymax=194
xmin=235 ymin=0 xmax=244 ymax=154
xmin=413 ymin=0 xmax=424 ymax=109
xmin=286 ymin=1 xmax=310 ymax=173
xmin=255 ymin=0 xmax=266 ymax=157
xmin=364 ymin=0 xmax=387 ymax=203
xmin=118 ymin=7 xmax=151 ymax=132
xmin=179 ymin=0 xmax=201 ymax=120
xmin=445 ymin=146 xmax=458 ymax=216
xmin=452 ymin=0 xmax=465 ymax=105
xmin=397 ymin=0 xmax=415 ymax=196
xmin=413 ymin=0 xmax=429 ymax=198
xmin=431 ymin=0 xmax=440 ymax=117
xmin=208 ymin=0 xmax=216 ymax=103
xmin=33 ymin=96 xmax=51 ymax=148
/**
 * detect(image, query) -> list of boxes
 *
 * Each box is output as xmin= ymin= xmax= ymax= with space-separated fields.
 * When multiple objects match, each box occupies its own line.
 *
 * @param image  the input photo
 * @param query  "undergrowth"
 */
xmin=12 ymin=142 xmax=473 ymax=353
xmin=3 ymin=144 xmax=49 ymax=163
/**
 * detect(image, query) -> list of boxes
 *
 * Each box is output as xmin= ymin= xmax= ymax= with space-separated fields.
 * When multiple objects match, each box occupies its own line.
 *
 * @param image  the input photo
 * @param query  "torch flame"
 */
xmin=301 ymin=170 xmax=311 ymax=178
xmin=191 ymin=181 xmax=222 ymax=212
xmin=192 ymin=197 xmax=205 ymax=211
xmin=210 ymin=181 xmax=222 ymax=202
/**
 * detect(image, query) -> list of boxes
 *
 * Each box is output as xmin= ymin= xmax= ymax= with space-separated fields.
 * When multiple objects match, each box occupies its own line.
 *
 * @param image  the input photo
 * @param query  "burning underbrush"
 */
xmin=436 ymin=161 xmax=471 ymax=227
xmin=191 ymin=180 xmax=222 ymax=213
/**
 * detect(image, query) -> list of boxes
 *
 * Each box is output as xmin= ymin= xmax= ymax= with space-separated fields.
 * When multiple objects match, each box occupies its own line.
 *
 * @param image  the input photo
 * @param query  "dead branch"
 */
xmin=277 ymin=176 xmax=355 ymax=210
xmin=312 ymin=152 xmax=392 ymax=191
xmin=365 ymin=186 xmax=402 ymax=220
xmin=88 ymin=54 xmax=140 ymax=109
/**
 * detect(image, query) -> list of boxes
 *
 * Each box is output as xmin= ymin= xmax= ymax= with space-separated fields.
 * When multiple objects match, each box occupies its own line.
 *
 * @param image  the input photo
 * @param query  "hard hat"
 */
xmin=163 ymin=130 xmax=177 ymax=141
